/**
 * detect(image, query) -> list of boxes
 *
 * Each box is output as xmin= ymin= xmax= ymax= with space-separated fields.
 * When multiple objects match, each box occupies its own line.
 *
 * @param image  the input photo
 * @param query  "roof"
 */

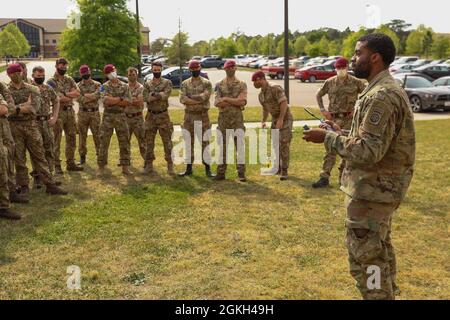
xmin=0 ymin=18 xmax=150 ymax=33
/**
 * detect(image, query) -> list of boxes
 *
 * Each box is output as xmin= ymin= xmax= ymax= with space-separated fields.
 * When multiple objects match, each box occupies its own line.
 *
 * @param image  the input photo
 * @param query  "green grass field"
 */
xmin=0 ymin=120 xmax=448 ymax=300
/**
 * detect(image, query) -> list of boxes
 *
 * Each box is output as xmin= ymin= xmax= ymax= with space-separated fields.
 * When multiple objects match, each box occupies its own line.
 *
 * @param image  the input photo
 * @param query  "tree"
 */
xmin=0 ymin=30 xmax=21 ymax=64
xmin=294 ymin=36 xmax=309 ymax=56
xmin=258 ymin=35 xmax=274 ymax=55
xmin=247 ymin=38 xmax=260 ymax=54
xmin=192 ymin=41 xmax=210 ymax=57
xmin=341 ymin=28 xmax=367 ymax=58
xmin=3 ymin=23 xmax=30 ymax=57
xmin=150 ymin=38 xmax=168 ymax=55
xmin=276 ymin=38 xmax=293 ymax=57
xmin=375 ymin=25 xmax=401 ymax=53
xmin=305 ymin=42 xmax=321 ymax=58
xmin=431 ymin=35 xmax=450 ymax=59
xmin=218 ymin=38 xmax=238 ymax=58
xmin=318 ymin=36 xmax=330 ymax=56
xmin=405 ymin=25 xmax=435 ymax=57
xmin=236 ymin=36 xmax=248 ymax=54
xmin=59 ymin=0 xmax=140 ymax=74
xmin=385 ymin=19 xmax=412 ymax=35
xmin=327 ymin=41 xmax=342 ymax=56
xmin=164 ymin=32 xmax=192 ymax=65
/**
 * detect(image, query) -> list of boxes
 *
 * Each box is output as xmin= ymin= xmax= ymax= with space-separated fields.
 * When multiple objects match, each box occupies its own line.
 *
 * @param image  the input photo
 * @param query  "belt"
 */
xmin=36 ymin=115 xmax=51 ymax=121
xmin=148 ymin=109 xmax=168 ymax=115
xmin=126 ymin=111 xmax=143 ymax=118
xmin=185 ymin=109 xmax=206 ymax=115
xmin=104 ymin=108 xmax=124 ymax=114
xmin=62 ymin=105 xmax=73 ymax=111
xmin=81 ymin=107 xmax=99 ymax=113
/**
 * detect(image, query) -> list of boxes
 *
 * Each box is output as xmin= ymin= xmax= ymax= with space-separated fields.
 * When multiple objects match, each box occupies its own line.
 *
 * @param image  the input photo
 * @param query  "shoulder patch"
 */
xmin=368 ymin=106 xmax=385 ymax=125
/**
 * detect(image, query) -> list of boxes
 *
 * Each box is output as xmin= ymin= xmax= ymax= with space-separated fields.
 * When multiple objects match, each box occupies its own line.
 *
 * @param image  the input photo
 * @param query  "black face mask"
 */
xmin=34 ymin=77 xmax=45 ymax=85
xmin=191 ymin=70 xmax=201 ymax=78
xmin=82 ymin=74 xmax=91 ymax=80
xmin=57 ymin=68 xmax=67 ymax=76
xmin=153 ymin=72 xmax=162 ymax=79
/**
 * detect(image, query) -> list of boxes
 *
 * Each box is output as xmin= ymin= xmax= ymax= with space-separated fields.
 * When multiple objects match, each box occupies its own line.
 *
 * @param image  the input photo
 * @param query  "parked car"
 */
xmin=391 ymin=56 xmax=419 ymax=66
xmin=144 ymin=67 xmax=208 ymax=88
xmin=393 ymin=75 xmax=450 ymax=112
xmin=72 ymin=69 xmax=128 ymax=84
xmin=393 ymin=72 xmax=435 ymax=82
xmin=432 ymin=76 xmax=450 ymax=89
xmin=295 ymin=64 xmax=337 ymax=83
xmin=390 ymin=63 xmax=416 ymax=74
xmin=412 ymin=64 xmax=450 ymax=80
xmin=305 ymin=57 xmax=328 ymax=67
xmin=261 ymin=64 xmax=297 ymax=79
xmin=200 ymin=56 xmax=225 ymax=69
xmin=410 ymin=59 xmax=433 ymax=68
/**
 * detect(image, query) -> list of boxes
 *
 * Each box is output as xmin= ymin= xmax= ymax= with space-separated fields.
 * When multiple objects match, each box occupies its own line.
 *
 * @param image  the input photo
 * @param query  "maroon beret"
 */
xmin=224 ymin=60 xmax=236 ymax=69
xmin=103 ymin=64 xmax=115 ymax=74
xmin=334 ymin=58 xmax=349 ymax=69
xmin=79 ymin=65 xmax=90 ymax=75
xmin=7 ymin=64 xmax=22 ymax=75
xmin=188 ymin=60 xmax=201 ymax=69
xmin=252 ymin=71 xmax=266 ymax=82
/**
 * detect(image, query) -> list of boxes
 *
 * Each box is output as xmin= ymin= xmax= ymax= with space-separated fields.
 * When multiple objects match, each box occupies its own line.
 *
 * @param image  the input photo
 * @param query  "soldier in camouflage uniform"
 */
xmin=214 ymin=60 xmax=248 ymax=182
xmin=179 ymin=60 xmax=214 ymax=178
xmin=0 ymin=93 xmax=21 ymax=220
xmin=30 ymin=66 xmax=60 ymax=188
xmin=47 ymin=58 xmax=83 ymax=174
xmin=313 ymin=58 xmax=366 ymax=188
xmin=304 ymin=34 xmax=415 ymax=300
xmin=0 ymin=81 xmax=27 ymax=205
xmin=142 ymin=62 xmax=175 ymax=176
xmin=76 ymin=65 xmax=102 ymax=165
xmin=7 ymin=64 xmax=68 ymax=198
xmin=98 ymin=64 xmax=132 ymax=175
xmin=252 ymin=71 xmax=293 ymax=181
xmin=125 ymin=67 xmax=146 ymax=164
xmin=18 ymin=62 xmax=33 ymax=84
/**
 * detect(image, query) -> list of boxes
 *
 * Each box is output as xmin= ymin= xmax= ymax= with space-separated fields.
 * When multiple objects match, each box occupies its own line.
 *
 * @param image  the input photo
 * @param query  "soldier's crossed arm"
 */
xmin=225 ymin=83 xmax=247 ymax=109
xmin=159 ymin=81 xmax=172 ymax=101
xmin=198 ymin=81 xmax=213 ymax=103
xmin=214 ymin=82 xmax=227 ymax=108
xmin=0 ymin=83 xmax=15 ymax=114
xmin=0 ymin=94 xmax=8 ymax=116
xmin=324 ymin=91 xmax=397 ymax=165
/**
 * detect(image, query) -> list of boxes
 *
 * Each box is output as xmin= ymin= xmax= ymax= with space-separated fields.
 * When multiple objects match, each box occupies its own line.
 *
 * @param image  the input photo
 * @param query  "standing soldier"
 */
xmin=98 ymin=64 xmax=132 ymax=175
xmin=30 ymin=66 xmax=60 ymax=188
xmin=77 ymin=65 xmax=102 ymax=165
xmin=18 ymin=62 xmax=32 ymax=84
xmin=7 ymin=64 xmax=68 ymax=198
xmin=142 ymin=62 xmax=175 ymax=176
xmin=0 ymin=81 xmax=27 ymax=204
xmin=178 ymin=60 xmax=214 ymax=178
xmin=47 ymin=58 xmax=83 ymax=174
xmin=313 ymin=58 xmax=366 ymax=188
xmin=252 ymin=71 xmax=293 ymax=181
xmin=214 ymin=60 xmax=248 ymax=182
xmin=0 ymin=93 xmax=22 ymax=220
xmin=304 ymin=34 xmax=415 ymax=300
xmin=125 ymin=67 xmax=146 ymax=164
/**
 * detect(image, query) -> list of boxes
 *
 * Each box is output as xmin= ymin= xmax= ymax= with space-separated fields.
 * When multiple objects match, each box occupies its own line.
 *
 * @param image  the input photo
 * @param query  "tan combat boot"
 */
xmin=122 ymin=165 xmax=132 ymax=176
xmin=46 ymin=184 xmax=68 ymax=195
xmin=0 ymin=208 xmax=22 ymax=220
xmin=167 ymin=163 xmax=175 ymax=176
xmin=143 ymin=162 xmax=155 ymax=175
xmin=280 ymin=169 xmax=289 ymax=181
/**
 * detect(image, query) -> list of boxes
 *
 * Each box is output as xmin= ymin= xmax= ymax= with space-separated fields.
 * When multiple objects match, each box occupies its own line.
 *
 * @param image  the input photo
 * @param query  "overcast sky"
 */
xmin=2 ymin=0 xmax=449 ymax=43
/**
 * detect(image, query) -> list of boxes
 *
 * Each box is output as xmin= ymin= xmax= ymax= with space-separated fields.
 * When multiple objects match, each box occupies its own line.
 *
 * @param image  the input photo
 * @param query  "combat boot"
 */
xmin=33 ymin=175 xmax=43 ymax=189
xmin=20 ymin=185 xmax=30 ymax=196
xmin=46 ymin=184 xmax=68 ymax=195
xmin=205 ymin=164 xmax=216 ymax=178
xmin=238 ymin=172 xmax=247 ymax=183
xmin=79 ymin=155 xmax=86 ymax=165
xmin=143 ymin=162 xmax=156 ymax=175
xmin=0 ymin=208 xmax=22 ymax=220
xmin=55 ymin=165 xmax=64 ymax=175
xmin=67 ymin=162 xmax=84 ymax=172
xmin=178 ymin=164 xmax=193 ymax=177
xmin=312 ymin=177 xmax=329 ymax=189
xmin=167 ymin=163 xmax=176 ymax=176
xmin=213 ymin=174 xmax=225 ymax=181
xmin=280 ymin=169 xmax=289 ymax=181
xmin=9 ymin=191 xmax=29 ymax=204
xmin=122 ymin=165 xmax=132 ymax=176
xmin=97 ymin=165 xmax=107 ymax=176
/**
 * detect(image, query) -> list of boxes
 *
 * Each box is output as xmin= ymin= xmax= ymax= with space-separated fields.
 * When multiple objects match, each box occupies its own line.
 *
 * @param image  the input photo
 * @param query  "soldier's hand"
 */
xmin=48 ymin=116 xmax=57 ymax=127
xmin=321 ymin=111 xmax=333 ymax=121
xmin=275 ymin=119 xmax=284 ymax=130
xmin=321 ymin=120 xmax=342 ymax=133
xmin=261 ymin=122 xmax=267 ymax=129
xmin=303 ymin=128 xmax=327 ymax=144
xmin=0 ymin=105 xmax=8 ymax=116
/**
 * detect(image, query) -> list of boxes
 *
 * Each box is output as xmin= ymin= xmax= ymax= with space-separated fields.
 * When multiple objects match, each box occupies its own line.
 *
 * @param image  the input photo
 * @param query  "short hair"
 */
xmin=127 ymin=67 xmax=138 ymax=74
xmin=56 ymin=57 xmax=68 ymax=65
xmin=357 ymin=33 xmax=397 ymax=67
xmin=32 ymin=66 xmax=45 ymax=73
xmin=18 ymin=62 xmax=27 ymax=70
xmin=152 ymin=61 xmax=162 ymax=68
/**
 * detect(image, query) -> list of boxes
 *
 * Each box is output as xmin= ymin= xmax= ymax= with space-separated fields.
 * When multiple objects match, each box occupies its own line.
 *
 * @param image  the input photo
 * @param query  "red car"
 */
xmin=295 ymin=64 xmax=337 ymax=83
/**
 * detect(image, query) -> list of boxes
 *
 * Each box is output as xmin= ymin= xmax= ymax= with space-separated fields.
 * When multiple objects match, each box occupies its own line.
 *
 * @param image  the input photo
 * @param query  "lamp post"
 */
xmin=284 ymin=0 xmax=290 ymax=103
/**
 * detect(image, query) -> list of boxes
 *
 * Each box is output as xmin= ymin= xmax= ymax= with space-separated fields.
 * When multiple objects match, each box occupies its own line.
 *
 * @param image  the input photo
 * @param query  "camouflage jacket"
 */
xmin=318 ymin=75 xmax=366 ymax=113
xmin=143 ymin=78 xmax=172 ymax=112
xmin=126 ymin=82 xmax=144 ymax=114
xmin=77 ymin=79 xmax=101 ymax=109
xmin=0 ymin=81 xmax=15 ymax=114
xmin=324 ymin=70 xmax=416 ymax=204
xmin=214 ymin=78 xmax=247 ymax=111
xmin=7 ymin=82 xmax=41 ymax=120
xmin=101 ymin=80 xmax=132 ymax=113
xmin=180 ymin=77 xmax=212 ymax=113
xmin=47 ymin=74 xmax=78 ymax=107
xmin=259 ymin=83 xmax=293 ymax=126
xmin=33 ymin=81 xmax=58 ymax=116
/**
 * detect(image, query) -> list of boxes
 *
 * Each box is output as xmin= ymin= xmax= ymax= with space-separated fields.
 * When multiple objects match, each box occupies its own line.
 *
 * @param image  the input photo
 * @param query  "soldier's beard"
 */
xmin=353 ymin=61 xmax=371 ymax=80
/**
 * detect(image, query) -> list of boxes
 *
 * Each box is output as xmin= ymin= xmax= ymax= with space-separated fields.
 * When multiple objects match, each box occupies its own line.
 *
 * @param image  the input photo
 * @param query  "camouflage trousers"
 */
xmin=0 ymin=125 xmax=9 ymax=209
xmin=31 ymin=119 xmax=55 ymax=175
xmin=345 ymin=196 xmax=400 ymax=300
xmin=182 ymin=111 xmax=211 ymax=165
xmin=98 ymin=112 xmax=130 ymax=167
xmin=271 ymin=118 xmax=293 ymax=171
xmin=0 ymin=118 xmax=16 ymax=192
xmin=320 ymin=114 xmax=353 ymax=180
xmin=126 ymin=114 xmax=146 ymax=162
xmin=54 ymin=108 xmax=77 ymax=166
xmin=144 ymin=112 xmax=174 ymax=165
xmin=78 ymin=111 xmax=101 ymax=159
xmin=9 ymin=120 xmax=55 ymax=187
xmin=217 ymin=110 xmax=246 ymax=176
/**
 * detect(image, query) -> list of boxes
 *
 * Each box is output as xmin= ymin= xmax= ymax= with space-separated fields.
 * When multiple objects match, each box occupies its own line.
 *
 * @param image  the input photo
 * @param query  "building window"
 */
xmin=45 ymin=39 xmax=49 ymax=44
xmin=16 ymin=21 xmax=41 ymax=56
xmin=53 ymin=39 xmax=57 ymax=44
